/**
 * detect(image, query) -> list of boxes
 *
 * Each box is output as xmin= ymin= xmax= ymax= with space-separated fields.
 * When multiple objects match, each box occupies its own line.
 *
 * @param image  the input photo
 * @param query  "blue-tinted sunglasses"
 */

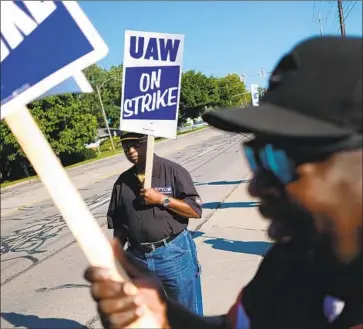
xmin=242 ymin=134 xmax=363 ymax=185
xmin=242 ymin=143 xmax=297 ymax=185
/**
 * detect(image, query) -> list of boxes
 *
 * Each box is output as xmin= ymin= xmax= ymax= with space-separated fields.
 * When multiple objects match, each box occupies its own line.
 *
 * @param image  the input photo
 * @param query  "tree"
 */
xmin=102 ymin=64 xmax=123 ymax=128
xmin=80 ymin=64 xmax=123 ymax=129
xmin=0 ymin=121 xmax=30 ymax=181
xmin=217 ymin=74 xmax=248 ymax=108
xmin=258 ymin=86 xmax=266 ymax=98
xmin=179 ymin=70 xmax=219 ymax=124
xmin=29 ymin=95 xmax=98 ymax=155
xmin=0 ymin=94 xmax=98 ymax=182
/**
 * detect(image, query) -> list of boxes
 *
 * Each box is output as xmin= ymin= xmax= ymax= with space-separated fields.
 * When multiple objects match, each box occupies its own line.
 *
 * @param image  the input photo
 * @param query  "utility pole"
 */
xmin=313 ymin=12 xmax=325 ymax=36
xmin=96 ymin=85 xmax=116 ymax=153
xmin=337 ymin=0 xmax=346 ymax=37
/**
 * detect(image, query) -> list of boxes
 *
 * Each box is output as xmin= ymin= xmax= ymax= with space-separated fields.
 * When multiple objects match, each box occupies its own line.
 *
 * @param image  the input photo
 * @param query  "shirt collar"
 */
xmin=133 ymin=154 xmax=161 ymax=178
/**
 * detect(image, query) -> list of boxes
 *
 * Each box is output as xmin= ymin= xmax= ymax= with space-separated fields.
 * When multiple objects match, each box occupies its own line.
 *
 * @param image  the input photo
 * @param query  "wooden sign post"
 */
xmin=1 ymin=2 xmax=160 ymax=328
xmin=144 ymin=135 xmax=155 ymax=188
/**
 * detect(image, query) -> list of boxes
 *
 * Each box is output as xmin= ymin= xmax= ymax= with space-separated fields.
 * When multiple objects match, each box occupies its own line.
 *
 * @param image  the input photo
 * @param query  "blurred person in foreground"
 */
xmin=84 ymin=36 xmax=362 ymax=329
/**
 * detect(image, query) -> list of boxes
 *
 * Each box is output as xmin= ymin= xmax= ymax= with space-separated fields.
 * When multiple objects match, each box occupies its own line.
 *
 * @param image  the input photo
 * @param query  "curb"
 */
xmin=1 ymin=126 xmax=209 ymax=192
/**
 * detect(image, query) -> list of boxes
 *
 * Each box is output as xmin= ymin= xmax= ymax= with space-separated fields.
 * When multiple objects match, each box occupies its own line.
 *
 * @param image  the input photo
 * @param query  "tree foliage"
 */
xmin=1 ymin=64 xmax=250 ymax=183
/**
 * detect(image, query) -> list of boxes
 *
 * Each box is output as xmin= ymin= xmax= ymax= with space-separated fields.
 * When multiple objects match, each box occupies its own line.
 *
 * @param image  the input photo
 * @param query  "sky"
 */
xmin=81 ymin=1 xmax=362 ymax=88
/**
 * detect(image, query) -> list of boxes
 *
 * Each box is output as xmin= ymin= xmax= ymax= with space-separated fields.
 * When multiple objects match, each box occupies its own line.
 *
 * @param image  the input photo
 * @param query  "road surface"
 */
xmin=1 ymin=127 xmax=252 ymax=328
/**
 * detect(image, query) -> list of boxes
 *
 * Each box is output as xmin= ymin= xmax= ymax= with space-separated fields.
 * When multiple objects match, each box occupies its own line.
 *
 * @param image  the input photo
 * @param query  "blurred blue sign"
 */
xmin=0 ymin=1 xmax=108 ymax=119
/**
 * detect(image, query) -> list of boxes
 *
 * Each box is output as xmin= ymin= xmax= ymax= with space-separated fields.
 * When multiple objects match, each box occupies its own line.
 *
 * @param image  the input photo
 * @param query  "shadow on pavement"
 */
xmin=1 ymin=312 xmax=85 ymax=329
xmin=204 ymin=238 xmax=272 ymax=256
xmin=202 ymin=201 xmax=259 ymax=209
xmin=194 ymin=180 xmax=250 ymax=186
xmin=192 ymin=231 xmax=205 ymax=239
xmin=192 ymin=231 xmax=272 ymax=256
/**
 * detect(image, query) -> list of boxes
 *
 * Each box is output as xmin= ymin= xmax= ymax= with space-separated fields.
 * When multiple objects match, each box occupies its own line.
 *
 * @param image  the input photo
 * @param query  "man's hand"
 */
xmin=84 ymin=239 xmax=169 ymax=329
xmin=140 ymin=188 xmax=165 ymax=205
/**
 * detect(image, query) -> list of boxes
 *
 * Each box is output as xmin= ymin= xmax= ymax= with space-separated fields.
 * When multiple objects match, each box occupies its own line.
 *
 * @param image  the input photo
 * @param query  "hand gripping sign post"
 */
xmin=120 ymin=30 xmax=184 ymax=188
xmin=1 ymin=2 xmax=158 ymax=327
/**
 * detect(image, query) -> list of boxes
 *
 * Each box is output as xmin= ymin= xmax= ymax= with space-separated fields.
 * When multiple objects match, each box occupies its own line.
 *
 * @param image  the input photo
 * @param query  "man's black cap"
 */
xmin=118 ymin=131 xmax=147 ymax=144
xmin=202 ymin=36 xmax=362 ymax=138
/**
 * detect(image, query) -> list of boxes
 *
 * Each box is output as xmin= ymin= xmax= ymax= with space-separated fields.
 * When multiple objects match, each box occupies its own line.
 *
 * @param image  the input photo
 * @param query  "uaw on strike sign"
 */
xmin=120 ymin=30 xmax=184 ymax=139
xmin=0 ymin=1 xmax=108 ymax=118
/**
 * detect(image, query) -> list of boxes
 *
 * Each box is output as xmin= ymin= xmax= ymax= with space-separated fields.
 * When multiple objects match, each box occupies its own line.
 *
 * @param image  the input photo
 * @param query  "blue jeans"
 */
xmin=127 ymin=230 xmax=203 ymax=315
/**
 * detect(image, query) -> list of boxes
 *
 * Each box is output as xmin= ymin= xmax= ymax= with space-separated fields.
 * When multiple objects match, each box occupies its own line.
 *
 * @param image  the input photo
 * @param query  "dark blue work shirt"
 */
xmin=107 ymin=154 xmax=202 ymax=243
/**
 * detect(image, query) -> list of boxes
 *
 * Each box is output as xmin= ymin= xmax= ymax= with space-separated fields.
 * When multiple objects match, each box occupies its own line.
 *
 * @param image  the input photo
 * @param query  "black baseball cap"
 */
xmin=202 ymin=36 xmax=362 ymax=138
xmin=118 ymin=131 xmax=147 ymax=144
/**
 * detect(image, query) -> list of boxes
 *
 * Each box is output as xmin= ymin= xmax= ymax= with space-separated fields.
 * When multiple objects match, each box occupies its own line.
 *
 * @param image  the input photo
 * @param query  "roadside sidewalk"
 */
xmin=194 ymin=180 xmax=272 ymax=316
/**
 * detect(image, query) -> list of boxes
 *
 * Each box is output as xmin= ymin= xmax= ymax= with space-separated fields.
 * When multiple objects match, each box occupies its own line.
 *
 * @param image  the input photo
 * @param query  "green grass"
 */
xmin=1 ymin=176 xmax=34 ymax=189
xmin=1 ymin=125 xmax=208 ymax=189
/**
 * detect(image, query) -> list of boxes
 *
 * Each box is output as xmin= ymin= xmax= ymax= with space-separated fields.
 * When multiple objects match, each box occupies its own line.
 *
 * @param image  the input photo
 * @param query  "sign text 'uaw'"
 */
xmin=0 ymin=1 xmax=108 ymax=118
xmin=120 ymin=30 xmax=184 ymax=139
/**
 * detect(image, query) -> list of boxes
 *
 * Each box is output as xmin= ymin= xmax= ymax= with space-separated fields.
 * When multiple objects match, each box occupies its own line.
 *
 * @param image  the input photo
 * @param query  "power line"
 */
xmin=325 ymin=1 xmax=335 ymax=18
xmin=312 ymin=1 xmax=335 ymax=35
xmin=327 ymin=4 xmax=340 ymax=34
xmin=312 ymin=0 xmax=316 ymax=21
xmin=320 ymin=1 xmax=331 ymax=18
xmin=343 ymin=1 xmax=354 ymax=17
xmin=313 ymin=12 xmax=328 ymax=35
xmin=317 ymin=1 xmax=324 ymax=15
xmin=335 ymin=0 xmax=358 ymax=35
xmin=344 ymin=0 xmax=358 ymax=20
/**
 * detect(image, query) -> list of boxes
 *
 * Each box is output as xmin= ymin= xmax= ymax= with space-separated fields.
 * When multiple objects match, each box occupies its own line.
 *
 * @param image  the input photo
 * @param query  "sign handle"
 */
xmin=144 ymin=135 xmax=155 ymax=189
xmin=4 ymin=106 xmax=160 ymax=328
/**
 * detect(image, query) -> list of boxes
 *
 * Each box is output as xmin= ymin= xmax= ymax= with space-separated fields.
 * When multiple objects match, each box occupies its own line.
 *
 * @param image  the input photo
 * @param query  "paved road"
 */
xmin=1 ymin=127 xmax=252 ymax=329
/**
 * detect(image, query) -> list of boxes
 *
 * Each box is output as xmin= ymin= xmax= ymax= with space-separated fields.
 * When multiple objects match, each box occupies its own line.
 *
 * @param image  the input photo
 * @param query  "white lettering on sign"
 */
xmin=139 ymin=70 xmax=161 ymax=92
xmin=0 ymin=1 xmax=56 ymax=62
xmin=123 ymin=87 xmax=178 ymax=118
xmin=123 ymin=68 xmax=178 ymax=118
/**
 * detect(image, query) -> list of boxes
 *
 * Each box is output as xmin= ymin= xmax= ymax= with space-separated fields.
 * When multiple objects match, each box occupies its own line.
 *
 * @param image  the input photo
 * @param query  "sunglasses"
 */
xmin=243 ymin=142 xmax=297 ymax=185
xmin=242 ymin=134 xmax=363 ymax=185
xmin=121 ymin=138 xmax=147 ymax=150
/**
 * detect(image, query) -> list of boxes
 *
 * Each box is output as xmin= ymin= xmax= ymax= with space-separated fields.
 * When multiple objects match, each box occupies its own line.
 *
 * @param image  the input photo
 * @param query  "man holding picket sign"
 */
xmin=108 ymin=131 xmax=203 ymax=315
xmin=105 ymin=30 xmax=204 ymax=315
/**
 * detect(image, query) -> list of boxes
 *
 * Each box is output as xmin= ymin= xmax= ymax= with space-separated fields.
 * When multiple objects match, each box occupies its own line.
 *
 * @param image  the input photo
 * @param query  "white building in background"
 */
xmin=85 ymin=128 xmax=120 ymax=151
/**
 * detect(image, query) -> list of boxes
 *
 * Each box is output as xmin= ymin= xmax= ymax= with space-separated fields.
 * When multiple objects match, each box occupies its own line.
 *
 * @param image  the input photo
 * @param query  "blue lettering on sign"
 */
xmin=1 ymin=1 xmax=94 ymax=105
xmin=129 ymin=36 xmax=180 ymax=62
xmin=122 ymin=66 xmax=180 ymax=120
xmin=154 ymin=186 xmax=173 ymax=195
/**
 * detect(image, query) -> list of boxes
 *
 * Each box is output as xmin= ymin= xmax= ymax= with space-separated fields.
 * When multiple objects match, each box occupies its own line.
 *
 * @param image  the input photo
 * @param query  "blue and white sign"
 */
xmin=120 ymin=30 xmax=184 ymax=139
xmin=0 ymin=1 xmax=108 ymax=119
xmin=250 ymin=84 xmax=259 ymax=107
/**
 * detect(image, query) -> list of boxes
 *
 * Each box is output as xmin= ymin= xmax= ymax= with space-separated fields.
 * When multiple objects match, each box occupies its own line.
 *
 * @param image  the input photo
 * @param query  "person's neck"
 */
xmin=135 ymin=163 xmax=145 ymax=174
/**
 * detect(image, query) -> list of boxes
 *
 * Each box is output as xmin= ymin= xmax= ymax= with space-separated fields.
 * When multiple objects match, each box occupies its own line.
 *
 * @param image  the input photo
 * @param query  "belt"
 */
xmin=129 ymin=232 xmax=181 ymax=253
